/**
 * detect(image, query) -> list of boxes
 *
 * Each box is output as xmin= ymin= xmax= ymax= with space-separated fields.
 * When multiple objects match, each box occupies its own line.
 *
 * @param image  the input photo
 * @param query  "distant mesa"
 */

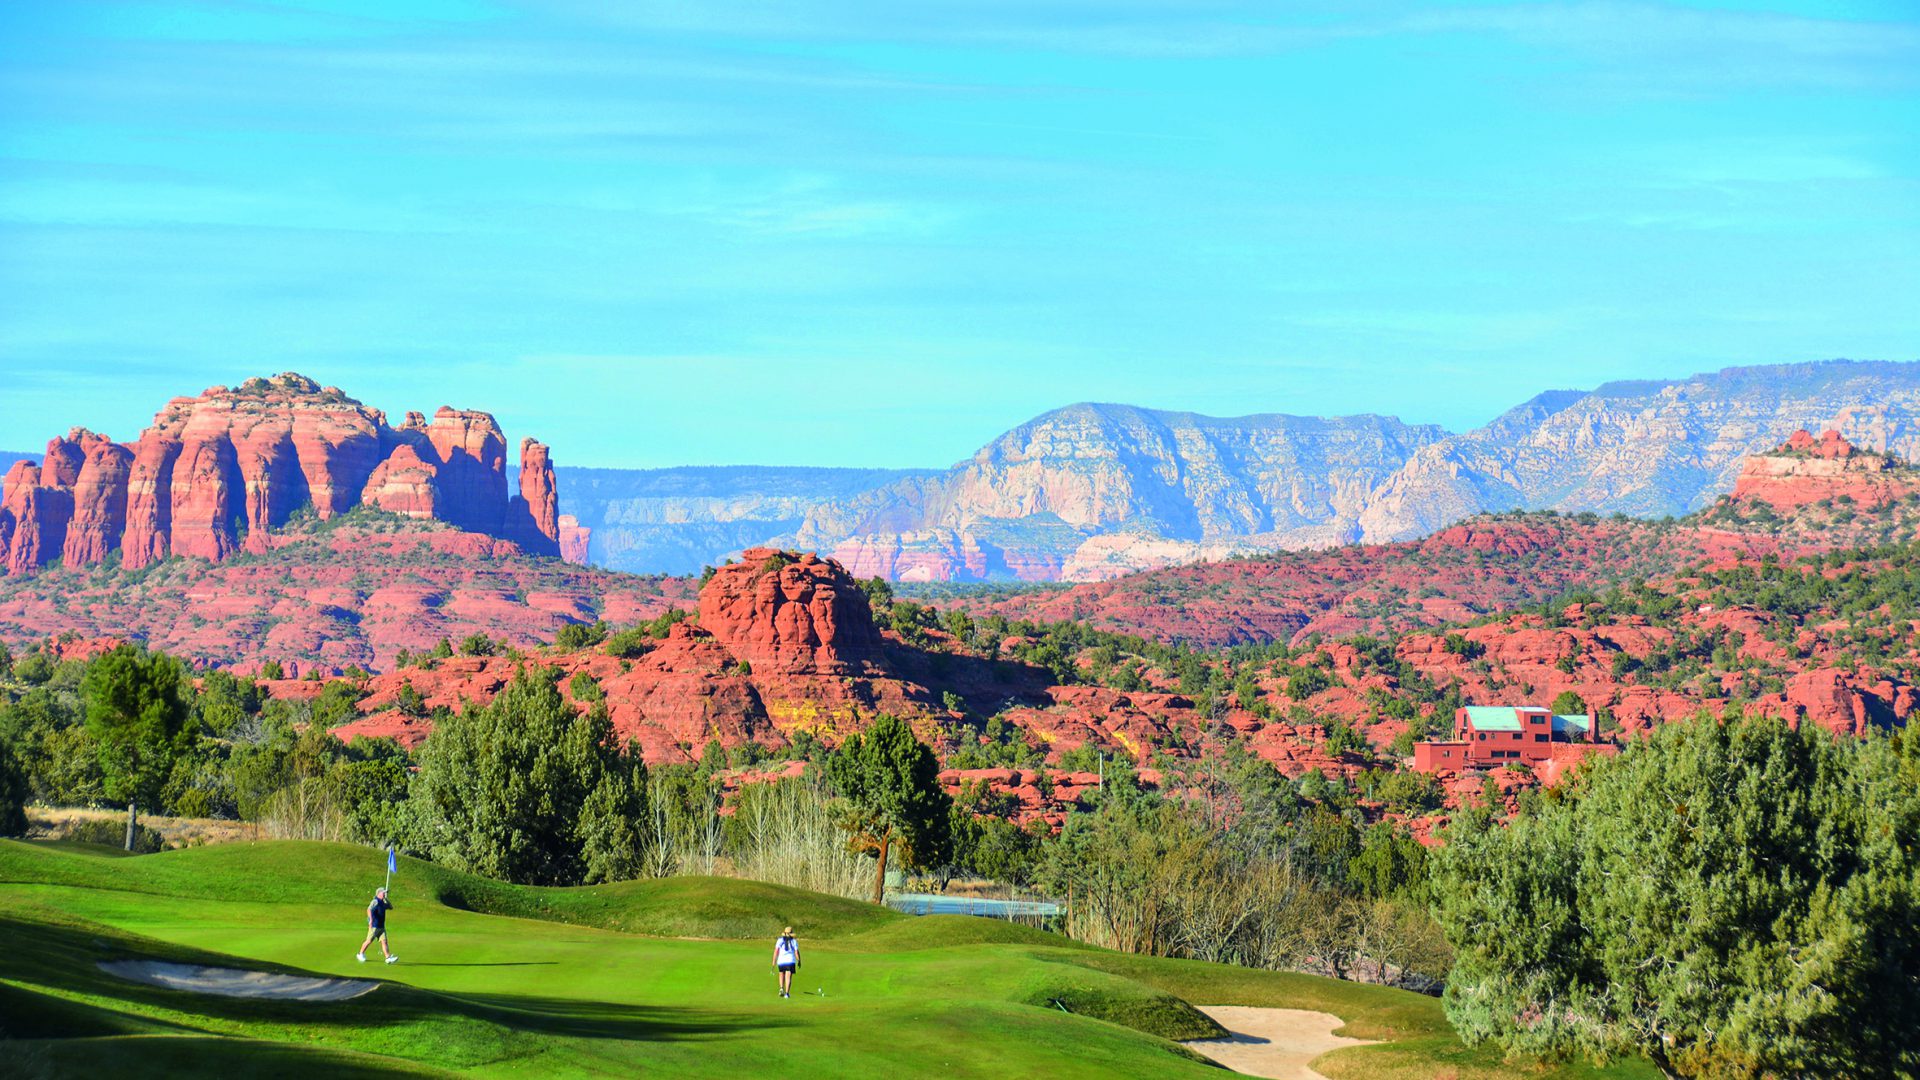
xmin=779 ymin=359 xmax=1920 ymax=583
xmin=1729 ymin=428 xmax=1916 ymax=512
xmin=0 ymin=372 xmax=588 ymax=575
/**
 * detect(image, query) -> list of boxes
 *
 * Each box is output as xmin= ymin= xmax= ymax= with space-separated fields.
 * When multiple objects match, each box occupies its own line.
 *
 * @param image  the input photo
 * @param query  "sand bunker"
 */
xmin=98 ymin=960 xmax=379 ymax=1002
xmin=1183 ymin=1005 xmax=1377 ymax=1080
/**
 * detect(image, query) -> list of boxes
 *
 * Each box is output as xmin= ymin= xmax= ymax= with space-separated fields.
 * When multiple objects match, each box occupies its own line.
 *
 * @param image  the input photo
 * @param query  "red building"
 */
xmin=1413 ymin=705 xmax=1616 ymax=777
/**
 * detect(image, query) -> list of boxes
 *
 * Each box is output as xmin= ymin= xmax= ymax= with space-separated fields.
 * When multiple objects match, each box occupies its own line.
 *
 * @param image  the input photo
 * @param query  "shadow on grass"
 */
xmin=0 ymin=914 xmax=780 ymax=1064
xmin=393 ymin=961 xmax=558 ymax=968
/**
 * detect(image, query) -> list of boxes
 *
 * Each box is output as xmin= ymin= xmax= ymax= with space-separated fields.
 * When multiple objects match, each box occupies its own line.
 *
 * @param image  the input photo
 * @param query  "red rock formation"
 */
xmin=1730 ymin=429 xmax=1912 ymax=512
xmin=425 ymin=407 xmax=508 ymax=535
xmin=122 ymin=432 xmax=183 ymax=570
xmin=168 ymin=438 xmax=243 ymax=562
xmin=506 ymin=438 xmax=561 ymax=557
xmin=361 ymin=444 xmax=440 ymax=519
xmin=559 ymin=514 xmax=590 ymax=564
xmin=2 ymin=373 xmax=574 ymax=574
xmin=62 ymin=437 xmax=134 ymax=565
xmin=40 ymin=435 xmax=86 ymax=488
xmin=0 ymin=462 xmax=73 ymax=575
xmin=698 ymin=548 xmax=883 ymax=675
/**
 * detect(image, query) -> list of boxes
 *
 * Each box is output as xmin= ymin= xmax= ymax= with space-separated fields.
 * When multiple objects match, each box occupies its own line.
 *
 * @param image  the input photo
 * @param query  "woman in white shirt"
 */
xmin=772 ymin=927 xmax=801 ymax=999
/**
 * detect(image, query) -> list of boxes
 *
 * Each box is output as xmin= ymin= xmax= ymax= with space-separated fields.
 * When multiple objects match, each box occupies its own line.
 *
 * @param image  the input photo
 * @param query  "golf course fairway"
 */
xmin=0 ymin=840 xmax=1656 ymax=1079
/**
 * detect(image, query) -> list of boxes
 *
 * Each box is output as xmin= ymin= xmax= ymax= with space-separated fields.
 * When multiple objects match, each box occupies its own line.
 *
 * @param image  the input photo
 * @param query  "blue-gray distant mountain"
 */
xmin=784 ymin=360 xmax=1920 ymax=582
xmin=784 ymin=406 xmax=1448 ymax=581
xmin=1354 ymin=360 xmax=1920 ymax=541
xmin=548 ymin=465 xmax=937 ymax=575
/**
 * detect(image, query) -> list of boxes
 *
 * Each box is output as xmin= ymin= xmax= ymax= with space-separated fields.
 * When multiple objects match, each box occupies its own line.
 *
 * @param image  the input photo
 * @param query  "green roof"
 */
xmin=1461 ymin=706 xmax=1523 ymax=732
xmin=1553 ymin=714 xmax=1593 ymax=735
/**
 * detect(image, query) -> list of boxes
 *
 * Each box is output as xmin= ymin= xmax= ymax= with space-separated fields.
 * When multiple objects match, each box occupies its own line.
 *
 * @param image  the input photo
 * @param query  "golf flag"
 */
xmin=387 ymin=848 xmax=397 ymax=874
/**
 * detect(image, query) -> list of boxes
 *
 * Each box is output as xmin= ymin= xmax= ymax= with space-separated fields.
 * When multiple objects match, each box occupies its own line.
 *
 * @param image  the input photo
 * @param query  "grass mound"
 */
xmin=840 ymin=914 xmax=1083 ymax=953
xmin=0 ymin=840 xmax=890 ymax=941
xmin=435 ymin=873 xmax=897 ymax=940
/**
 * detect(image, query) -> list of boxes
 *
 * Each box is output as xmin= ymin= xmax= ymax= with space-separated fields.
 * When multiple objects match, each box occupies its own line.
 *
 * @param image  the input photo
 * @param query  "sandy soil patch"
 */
xmin=98 ymin=960 xmax=379 ymax=1002
xmin=1183 ymin=1005 xmax=1377 ymax=1080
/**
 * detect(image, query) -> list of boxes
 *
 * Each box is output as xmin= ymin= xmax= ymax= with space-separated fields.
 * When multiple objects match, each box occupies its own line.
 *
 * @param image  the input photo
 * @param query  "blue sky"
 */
xmin=1 ymin=0 xmax=1915 ymax=468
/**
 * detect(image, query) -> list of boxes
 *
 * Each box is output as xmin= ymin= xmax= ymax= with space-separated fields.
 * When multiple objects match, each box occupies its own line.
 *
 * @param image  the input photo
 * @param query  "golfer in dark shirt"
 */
xmin=358 ymin=887 xmax=398 ymax=964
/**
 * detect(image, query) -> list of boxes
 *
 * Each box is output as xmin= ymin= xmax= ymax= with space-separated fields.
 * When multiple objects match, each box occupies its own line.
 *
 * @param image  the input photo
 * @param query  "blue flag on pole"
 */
xmin=387 ymin=848 xmax=397 ymax=874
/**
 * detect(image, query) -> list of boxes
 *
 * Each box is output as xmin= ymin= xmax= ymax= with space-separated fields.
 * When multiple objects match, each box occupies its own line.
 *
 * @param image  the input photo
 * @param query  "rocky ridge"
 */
xmin=790 ymin=405 xmax=1447 ymax=582
xmin=0 ymin=373 xmax=583 ymax=576
xmin=0 ymin=514 xmax=687 ymax=673
xmin=793 ymin=360 xmax=1920 ymax=582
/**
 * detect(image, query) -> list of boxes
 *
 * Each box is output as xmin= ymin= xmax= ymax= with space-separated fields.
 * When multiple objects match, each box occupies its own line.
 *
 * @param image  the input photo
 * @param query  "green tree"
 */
xmin=824 ymin=715 xmax=953 ymax=903
xmin=1434 ymin=714 xmax=1920 ymax=1077
xmin=403 ymin=666 xmax=649 ymax=885
xmin=458 ymin=633 xmax=498 ymax=657
xmin=394 ymin=681 xmax=427 ymax=718
xmin=82 ymin=646 xmax=191 ymax=850
xmin=0 ymin=735 xmax=29 ymax=836
xmin=554 ymin=620 xmax=609 ymax=651
xmin=1548 ymin=689 xmax=1586 ymax=716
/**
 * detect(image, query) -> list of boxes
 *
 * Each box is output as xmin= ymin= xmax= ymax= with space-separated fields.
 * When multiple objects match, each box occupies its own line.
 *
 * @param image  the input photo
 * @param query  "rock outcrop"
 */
xmin=506 ymin=438 xmax=561 ymax=557
xmin=697 ymin=548 xmax=883 ymax=674
xmin=0 ymin=372 xmax=585 ymax=575
xmin=1728 ymin=429 xmax=1915 ymax=511
xmin=558 ymin=514 xmax=591 ymax=563
xmin=61 ymin=433 xmax=133 ymax=565
xmin=1 ymin=462 xmax=71 ymax=575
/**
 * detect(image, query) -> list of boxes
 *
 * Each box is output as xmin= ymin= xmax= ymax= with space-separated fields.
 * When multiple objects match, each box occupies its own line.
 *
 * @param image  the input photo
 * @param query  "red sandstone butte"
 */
xmin=1731 ymin=429 xmax=1915 ymax=512
xmin=1 ymin=372 xmax=576 ymax=575
xmin=698 ymin=548 xmax=884 ymax=675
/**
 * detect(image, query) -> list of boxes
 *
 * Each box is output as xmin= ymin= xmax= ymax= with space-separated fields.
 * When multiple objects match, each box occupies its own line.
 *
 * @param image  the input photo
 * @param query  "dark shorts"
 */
xmin=368 ymin=926 xmax=386 ymax=938
xmin=777 ymin=962 xmax=796 ymax=973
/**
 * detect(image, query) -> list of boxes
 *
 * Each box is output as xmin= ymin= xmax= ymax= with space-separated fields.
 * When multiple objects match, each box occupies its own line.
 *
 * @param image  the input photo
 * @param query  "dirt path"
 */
xmin=1182 ymin=1005 xmax=1377 ymax=1080
xmin=98 ymin=961 xmax=379 ymax=1002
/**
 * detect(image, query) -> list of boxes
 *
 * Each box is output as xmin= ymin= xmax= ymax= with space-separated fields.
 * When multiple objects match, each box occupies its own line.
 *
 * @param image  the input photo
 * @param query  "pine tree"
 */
xmin=82 ymin=646 xmax=191 ymax=850
xmin=403 ymin=666 xmax=650 ymax=885
xmin=1434 ymin=713 xmax=1920 ymax=1077
xmin=825 ymin=715 xmax=952 ymax=903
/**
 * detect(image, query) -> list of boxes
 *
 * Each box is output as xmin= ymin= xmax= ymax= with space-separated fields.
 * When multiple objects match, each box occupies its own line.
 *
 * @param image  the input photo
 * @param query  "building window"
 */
xmin=1534 ymin=733 xmax=1548 ymax=742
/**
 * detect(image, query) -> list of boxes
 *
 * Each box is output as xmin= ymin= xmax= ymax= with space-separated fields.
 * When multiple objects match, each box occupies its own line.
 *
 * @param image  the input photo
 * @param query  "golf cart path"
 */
xmin=98 ymin=960 xmax=379 ymax=1001
xmin=1182 ymin=1005 xmax=1377 ymax=1080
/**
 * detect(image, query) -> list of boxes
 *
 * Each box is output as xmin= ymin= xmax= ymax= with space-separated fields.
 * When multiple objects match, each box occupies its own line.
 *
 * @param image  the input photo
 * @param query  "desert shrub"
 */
xmin=65 ymin=816 xmax=166 ymax=853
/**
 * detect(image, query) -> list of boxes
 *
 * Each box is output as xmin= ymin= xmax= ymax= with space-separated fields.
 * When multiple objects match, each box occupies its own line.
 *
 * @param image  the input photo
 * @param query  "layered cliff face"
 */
xmin=799 ymin=360 xmax=1920 ymax=581
xmin=550 ymin=464 xmax=928 ymax=574
xmin=1354 ymin=361 xmax=1920 ymax=543
xmin=0 ymin=373 xmax=581 ymax=575
xmin=1727 ymin=429 xmax=1916 ymax=511
xmin=791 ymin=404 xmax=1447 ymax=582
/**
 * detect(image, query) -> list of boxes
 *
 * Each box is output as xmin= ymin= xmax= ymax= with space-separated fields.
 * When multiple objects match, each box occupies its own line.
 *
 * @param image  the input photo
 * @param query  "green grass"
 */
xmin=0 ymin=840 xmax=1654 ymax=1078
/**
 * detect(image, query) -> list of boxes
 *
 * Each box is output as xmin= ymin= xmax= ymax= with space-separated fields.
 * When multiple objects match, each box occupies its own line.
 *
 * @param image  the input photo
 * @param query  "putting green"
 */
xmin=0 ymin=841 xmax=1655 ymax=1079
